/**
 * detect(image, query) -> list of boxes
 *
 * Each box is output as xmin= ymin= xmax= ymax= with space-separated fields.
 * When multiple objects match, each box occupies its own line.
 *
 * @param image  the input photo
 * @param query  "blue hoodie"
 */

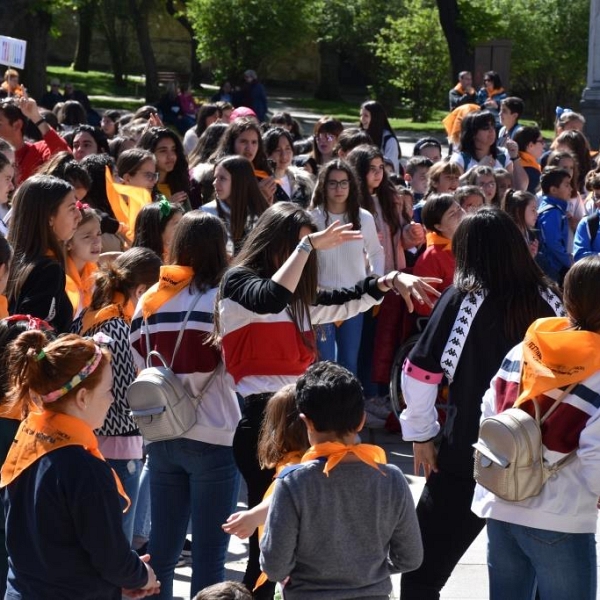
xmin=535 ymin=194 xmax=572 ymax=282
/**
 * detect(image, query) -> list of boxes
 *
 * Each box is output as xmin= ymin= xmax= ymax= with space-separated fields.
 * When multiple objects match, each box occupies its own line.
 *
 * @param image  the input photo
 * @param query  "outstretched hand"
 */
xmin=309 ymin=221 xmax=363 ymax=251
xmin=222 ymin=510 xmax=260 ymax=539
xmin=381 ymin=272 xmax=442 ymax=313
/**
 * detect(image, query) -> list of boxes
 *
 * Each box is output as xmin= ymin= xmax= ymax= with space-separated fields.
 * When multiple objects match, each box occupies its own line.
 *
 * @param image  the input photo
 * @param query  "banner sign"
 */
xmin=0 ymin=36 xmax=27 ymax=69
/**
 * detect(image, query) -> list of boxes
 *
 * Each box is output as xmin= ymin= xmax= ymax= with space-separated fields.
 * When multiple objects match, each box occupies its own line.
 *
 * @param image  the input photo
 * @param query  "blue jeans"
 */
xmin=133 ymin=461 xmax=151 ymax=546
xmin=317 ymin=313 xmax=364 ymax=375
xmin=146 ymin=438 xmax=240 ymax=599
xmin=487 ymin=518 xmax=597 ymax=600
xmin=107 ymin=457 xmax=143 ymax=544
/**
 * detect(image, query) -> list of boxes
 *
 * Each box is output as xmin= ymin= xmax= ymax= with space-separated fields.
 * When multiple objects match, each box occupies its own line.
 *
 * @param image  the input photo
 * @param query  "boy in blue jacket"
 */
xmin=536 ymin=167 xmax=573 ymax=284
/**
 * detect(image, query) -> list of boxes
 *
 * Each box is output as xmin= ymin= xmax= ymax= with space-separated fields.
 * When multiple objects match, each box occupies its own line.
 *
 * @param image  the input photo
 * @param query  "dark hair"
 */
xmin=563 ymin=255 xmax=600 ymax=332
xmin=360 ymin=100 xmax=400 ymax=157
xmin=189 ymin=123 xmax=228 ymax=168
xmin=209 ymin=118 xmax=269 ymax=171
xmin=59 ymin=100 xmax=87 ymax=126
xmin=89 ymin=247 xmax=161 ymax=312
xmin=215 ymin=155 xmax=269 ymax=245
xmin=421 ymin=193 xmax=456 ymax=235
xmin=452 ymin=207 xmax=555 ymax=339
xmin=460 ymin=111 xmax=498 ymax=160
xmin=514 ymin=126 xmax=541 ymax=152
xmin=108 ymin=135 xmax=135 ymax=160
xmin=169 ymin=211 xmax=228 ymax=293
xmin=546 ymin=150 xmax=579 ymax=197
xmin=257 ymin=384 xmax=309 ymax=469
xmin=0 ymin=99 xmax=24 ymax=126
xmin=296 ymin=361 xmax=364 ymax=437
xmin=500 ymin=97 xmax=524 ymax=117
xmin=501 ymin=189 xmax=536 ymax=233
xmin=79 ymin=153 xmax=117 ymax=216
xmin=335 ymin=127 xmax=373 ymax=157
xmin=554 ymin=130 xmax=593 ymax=192
xmin=7 ymin=175 xmax=73 ymax=303
xmin=35 ymin=151 xmax=92 ymax=190
xmin=132 ymin=201 xmax=184 ymax=259
xmin=71 ymin=125 xmax=110 ymax=155
xmin=483 ymin=70 xmax=502 ymax=89
xmin=269 ymin=112 xmax=293 ymax=128
xmin=262 ymin=127 xmax=294 ymax=157
xmin=310 ymin=159 xmax=362 ymax=229
xmin=540 ymin=167 xmax=571 ymax=195
xmin=406 ymin=156 xmax=433 ymax=176
xmin=454 ymin=185 xmax=485 ymax=208
xmin=413 ymin=137 xmax=442 ymax=158
xmin=0 ymin=234 xmax=11 ymax=268
xmin=137 ymin=127 xmax=190 ymax=196
xmin=116 ymin=148 xmax=155 ymax=178
xmin=222 ymin=203 xmax=318 ymax=349
xmin=311 ymin=117 xmax=344 ymax=164
xmin=346 ymin=145 xmax=402 ymax=233
xmin=6 ymin=331 xmax=110 ymax=415
xmin=194 ymin=104 xmax=221 ymax=138
xmin=192 ymin=581 xmax=252 ymax=600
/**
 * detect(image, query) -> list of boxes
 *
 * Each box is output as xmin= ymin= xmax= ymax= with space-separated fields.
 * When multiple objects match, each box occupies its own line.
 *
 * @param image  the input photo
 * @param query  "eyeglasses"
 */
xmin=141 ymin=171 xmax=159 ymax=182
xmin=317 ymin=133 xmax=335 ymax=142
xmin=326 ymin=179 xmax=350 ymax=190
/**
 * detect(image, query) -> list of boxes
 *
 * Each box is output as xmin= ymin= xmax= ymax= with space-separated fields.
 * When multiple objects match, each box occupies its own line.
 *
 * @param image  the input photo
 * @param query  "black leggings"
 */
xmin=400 ymin=470 xmax=486 ymax=600
xmin=232 ymin=395 xmax=276 ymax=600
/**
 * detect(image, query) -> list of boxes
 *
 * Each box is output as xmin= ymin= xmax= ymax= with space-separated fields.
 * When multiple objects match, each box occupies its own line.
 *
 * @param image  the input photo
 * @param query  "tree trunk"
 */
xmin=99 ymin=0 xmax=128 ymax=86
xmin=436 ymin=0 xmax=473 ymax=79
xmin=128 ymin=0 xmax=159 ymax=102
xmin=165 ymin=0 xmax=203 ymax=86
xmin=315 ymin=41 xmax=342 ymax=101
xmin=73 ymin=0 xmax=96 ymax=72
xmin=0 ymin=1 xmax=52 ymax=100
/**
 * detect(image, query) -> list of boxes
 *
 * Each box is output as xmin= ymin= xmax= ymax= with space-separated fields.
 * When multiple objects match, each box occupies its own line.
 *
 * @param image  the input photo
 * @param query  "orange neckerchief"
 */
xmin=80 ymin=292 xmax=134 ymax=335
xmin=0 ymin=295 xmax=8 ymax=319
xmin=0 ymin=410 xmax=130 ymax=511
xmin=140 ymin=265 xmax=194 ymax=320
xmin=515 ymin=317 xmax=600 ymax=407
xmin=66 ymin=256 xmax=97 ymax=313
xmin=426 ymin=231 xmax=452 ymax=251
xmin=453 ymin=83 xmax=467 ymax=95
xmin=253 ymin=169 xmax=270 ymax=180
xmin=302 ymin=441 xmax=387 ymax=477
xmin=485 ymin=86 xmax=505 ymax=100
xmin=518 ymin=151 xmax=541 ymax=172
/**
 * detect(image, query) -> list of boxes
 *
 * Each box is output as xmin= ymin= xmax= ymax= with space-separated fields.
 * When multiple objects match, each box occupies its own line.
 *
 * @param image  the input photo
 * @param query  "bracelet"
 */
xmin=296 ymin=238 xmax=312 ymax=254
xmin=34 ymin=117 xmax=45 ymax=128
xmin=382 ymin=271 xmax=396 ymax=290
xmin=307 ymin=234 xmax=315 ymax=250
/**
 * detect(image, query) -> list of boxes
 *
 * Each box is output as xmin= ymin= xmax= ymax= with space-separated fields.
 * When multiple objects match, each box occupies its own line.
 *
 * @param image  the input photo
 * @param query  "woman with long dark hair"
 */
xmin=217 ymin=201 xmax=440 ymax=598
xmin=359 ymin=100 xmax=401 ymax=173
xmin=399 ymin=208 xmax=565 ymax=600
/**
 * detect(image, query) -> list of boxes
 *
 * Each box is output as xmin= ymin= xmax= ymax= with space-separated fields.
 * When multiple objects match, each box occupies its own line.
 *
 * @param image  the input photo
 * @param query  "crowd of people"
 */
xmin=0 ymin=62 xmax=597 ymax=600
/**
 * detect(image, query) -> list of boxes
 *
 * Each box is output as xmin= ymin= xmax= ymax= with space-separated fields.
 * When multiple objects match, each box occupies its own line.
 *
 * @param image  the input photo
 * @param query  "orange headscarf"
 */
xmin=1 ymin=410 xmax=130 ymax=511
xmin=140 ymin=265 xmax=194 ymax=320
xmin=80 ymin=292 xmax=134 ymax=335
xmin=516 ymin=317 xmax=600 ymax=406
xmin=518 ymin=151 xmax=541 ymax=172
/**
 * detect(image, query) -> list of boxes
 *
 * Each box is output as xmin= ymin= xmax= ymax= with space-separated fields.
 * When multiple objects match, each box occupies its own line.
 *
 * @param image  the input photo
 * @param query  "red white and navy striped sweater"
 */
xmin=130 ymin=286 xmax=241 ymax=446
xmin=219 ymin=267 xmax=386 ymax=397
xmin=472 ymin=342 xmax=600 ymax=533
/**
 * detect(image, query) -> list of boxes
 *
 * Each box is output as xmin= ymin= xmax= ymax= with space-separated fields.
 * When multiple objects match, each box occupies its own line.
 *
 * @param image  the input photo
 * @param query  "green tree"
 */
xmin=186 ymin=0 xmax=313 ymax=82
xmin=375 ymin=0 xmax=450 ymax=121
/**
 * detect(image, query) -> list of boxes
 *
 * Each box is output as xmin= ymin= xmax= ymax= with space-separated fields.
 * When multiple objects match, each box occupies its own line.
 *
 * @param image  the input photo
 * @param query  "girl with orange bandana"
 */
xmin=0 ymin=332 xmax=160 ymax=599
xmin=71 ymin=247 xmax=161 ymax=542
xmin=65 ymin=205 xmax=102 ymax=317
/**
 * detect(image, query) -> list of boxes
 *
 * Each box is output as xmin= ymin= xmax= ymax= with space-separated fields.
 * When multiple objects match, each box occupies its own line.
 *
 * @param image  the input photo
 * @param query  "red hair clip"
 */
xmin=3 ymin=314 xmax=54 ymax=332
xmin=75 ymin=200 xmax=90 ymax=211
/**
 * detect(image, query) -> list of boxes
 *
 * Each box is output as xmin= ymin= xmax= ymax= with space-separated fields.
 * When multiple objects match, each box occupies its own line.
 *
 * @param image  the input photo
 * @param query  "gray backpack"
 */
xmin=127 ymin=295 xmax=216 ymax=441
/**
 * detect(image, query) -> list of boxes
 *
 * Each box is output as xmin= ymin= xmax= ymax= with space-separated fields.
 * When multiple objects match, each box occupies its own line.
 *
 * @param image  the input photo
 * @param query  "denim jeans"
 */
xmin=146 ymin=438 xmax=240 ymax=599
xmin=487 ymin=518 xmax=597 ymax=600
xmin=317 ymin=312 xmax=364 ymax=375
xmin=107 ymin=457 xmax=143 ymax=544
xmin=133 ymin=461 xmax=151 ymax=546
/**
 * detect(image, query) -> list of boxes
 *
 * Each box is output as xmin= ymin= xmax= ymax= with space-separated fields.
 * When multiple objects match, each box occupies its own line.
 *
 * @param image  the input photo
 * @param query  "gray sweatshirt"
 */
xmin=260 ymin=460 xmax=423 ymax=599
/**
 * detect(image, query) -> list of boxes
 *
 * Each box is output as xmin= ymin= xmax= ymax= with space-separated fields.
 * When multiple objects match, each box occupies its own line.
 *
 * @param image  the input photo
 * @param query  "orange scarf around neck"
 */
xmin=518 ymin=151 xmax=541 ymax=172
xmin=486 ymin=86 xmax=505 ymax=99
xmin=140 ymin=265 xmax=193 ymax=320
xmin=302 ymin=441 xmax=387 ymax=477
xmin=426 ymin=231 xmax=453 ymax=251
xmin=0 ymin=295 xmax=8 ymax=319
xmin=66 ymin=256 xmax=97 ymax=314
xmin=80 ymin=292 xmax=134 ymax=335
xmin=0 ymin=410 xmax=130 ymax=511
xmin=516 ymin=317 xmax=600 ymax=406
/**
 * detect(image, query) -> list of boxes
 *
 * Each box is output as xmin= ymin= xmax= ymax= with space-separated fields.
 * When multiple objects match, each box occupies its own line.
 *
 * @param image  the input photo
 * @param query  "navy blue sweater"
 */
xmin=3 ymin=446 xmax=147 ymax=599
